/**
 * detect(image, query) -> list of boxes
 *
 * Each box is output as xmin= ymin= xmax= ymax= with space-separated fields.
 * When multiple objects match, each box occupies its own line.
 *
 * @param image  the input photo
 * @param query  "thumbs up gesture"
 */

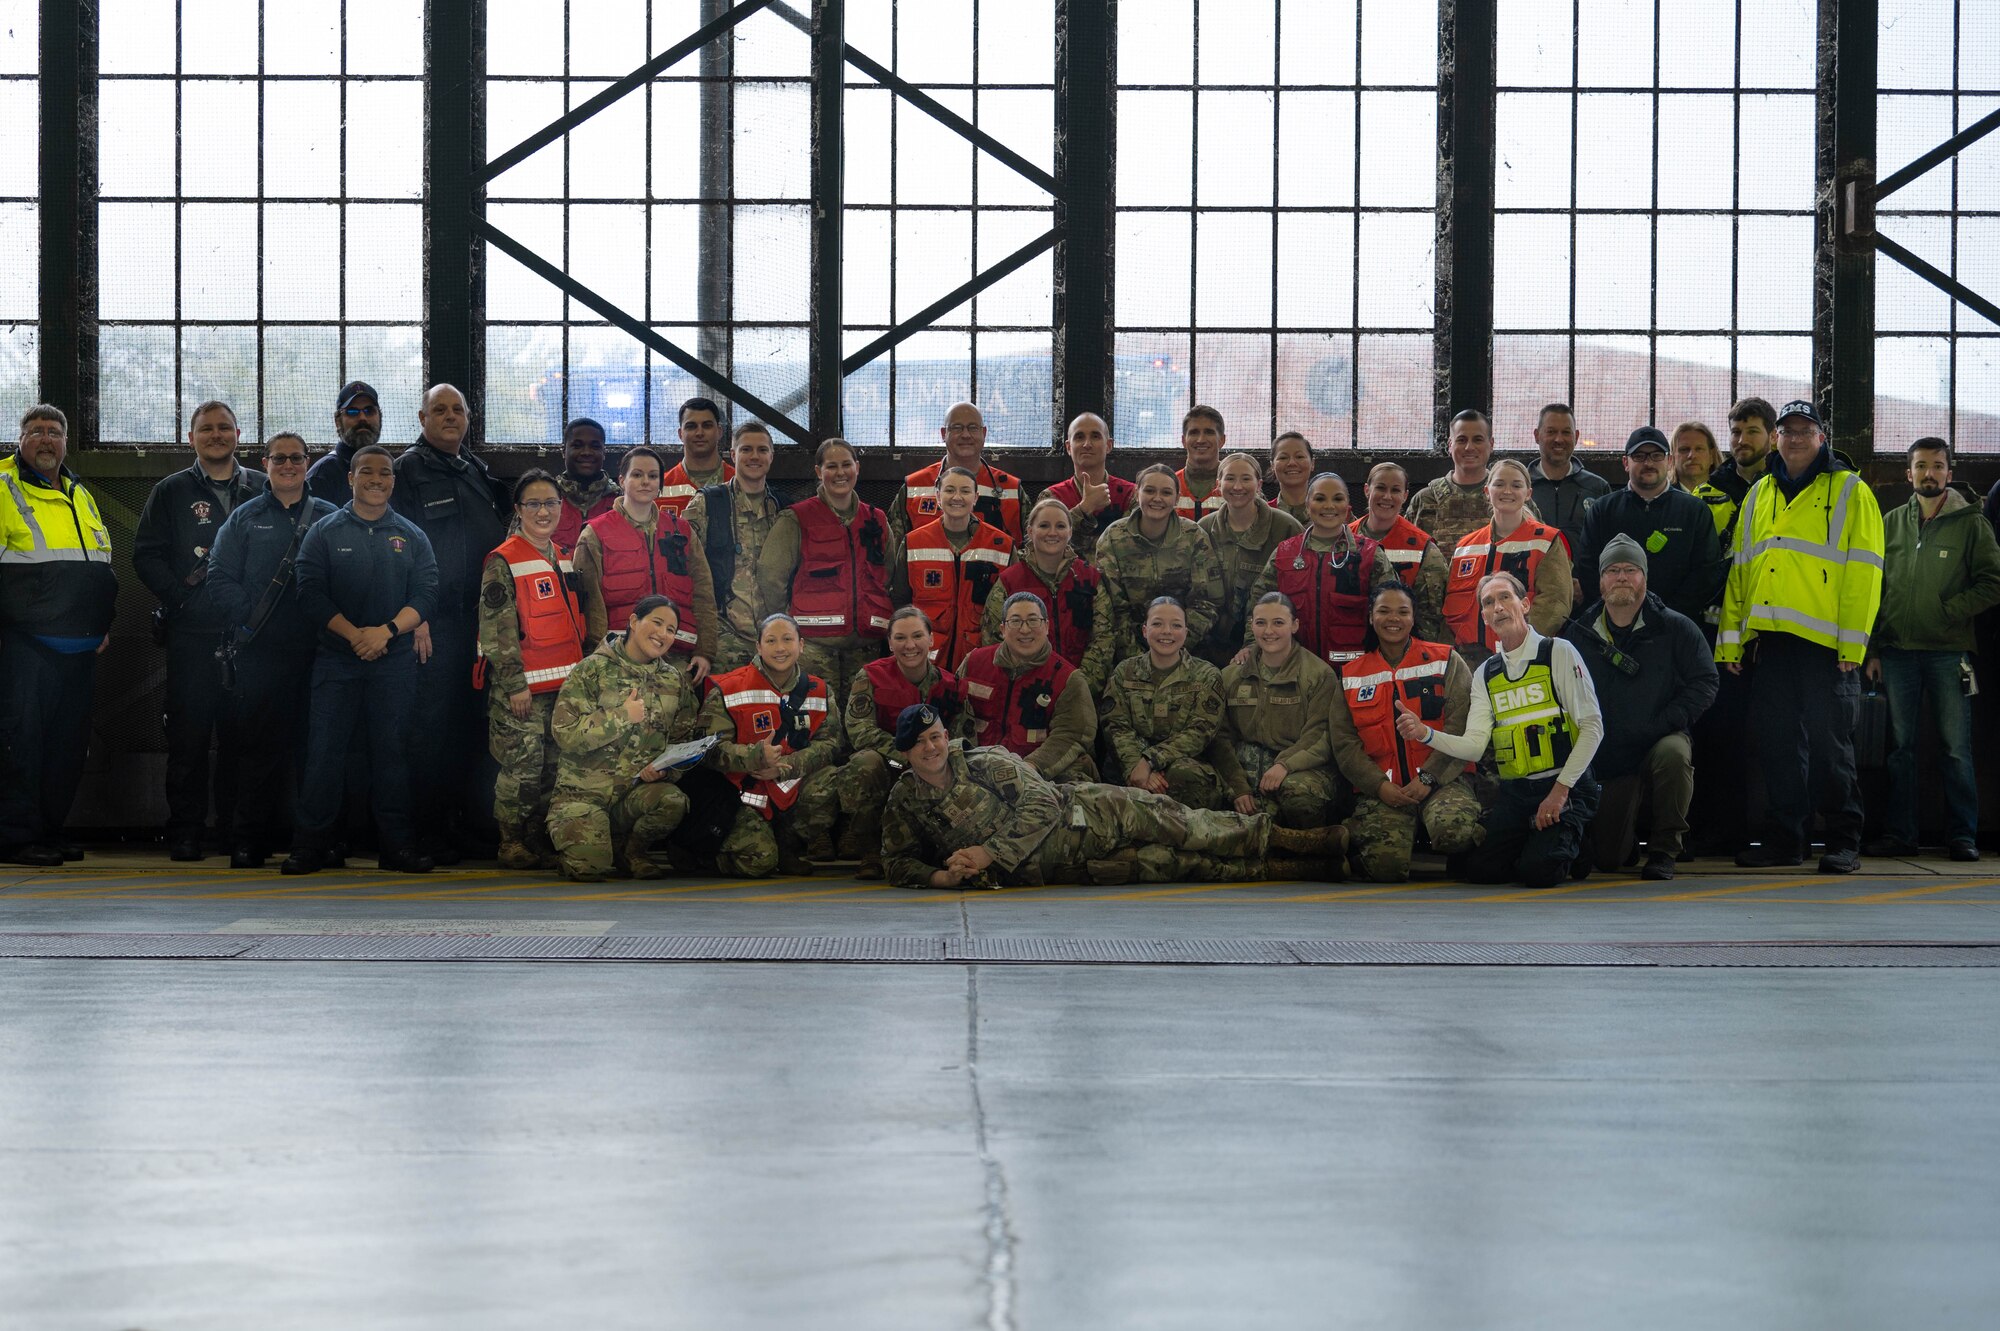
xmin=1393 ymin=699 xmax=1428 ymax=741
xmin=1079 ymin=474 xmax=1110 ymax=514
xmin=622 ymin=686 xmax=647 ymax=724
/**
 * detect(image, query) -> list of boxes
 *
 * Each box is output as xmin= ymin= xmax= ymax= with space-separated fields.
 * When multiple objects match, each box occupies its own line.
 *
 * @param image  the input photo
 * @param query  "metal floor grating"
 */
xmin=1 ymin=934 xmax=1998 ymax=967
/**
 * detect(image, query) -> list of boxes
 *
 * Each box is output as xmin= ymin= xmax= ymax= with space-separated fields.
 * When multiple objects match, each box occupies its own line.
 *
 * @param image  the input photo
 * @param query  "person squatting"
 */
xmin=16 ymin=385 xmax=1980 ymax=889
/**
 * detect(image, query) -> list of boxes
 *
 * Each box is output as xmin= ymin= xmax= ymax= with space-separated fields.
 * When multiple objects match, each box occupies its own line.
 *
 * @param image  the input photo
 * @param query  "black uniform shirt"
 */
xmin=295 ymin=504 xmax=440 ymax=663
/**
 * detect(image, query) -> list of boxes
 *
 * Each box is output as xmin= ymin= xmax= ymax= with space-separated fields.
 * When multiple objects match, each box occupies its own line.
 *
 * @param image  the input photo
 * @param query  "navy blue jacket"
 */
xmin=295 ymin=504 xmax=440 ymax=661
xmin=1572 ymin=485 xmax=1726 ymax=626
xmin=390 ymin=439 xmax=508 ymax=621
xmin=131 ymin=462 xmax=270 ymax=636
xmin=206 ymin=491 xmax=339 ymax=654
xmin=1562 ymin=593 xmax=1718 ymax=781
xmin=306 ymin=440 xmax=361 ymax=507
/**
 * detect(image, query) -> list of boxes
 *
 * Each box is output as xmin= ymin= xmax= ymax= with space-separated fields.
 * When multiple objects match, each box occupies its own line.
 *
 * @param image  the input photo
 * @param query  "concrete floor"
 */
xmin=3 ymin=852 xmax=1998 ymax=1330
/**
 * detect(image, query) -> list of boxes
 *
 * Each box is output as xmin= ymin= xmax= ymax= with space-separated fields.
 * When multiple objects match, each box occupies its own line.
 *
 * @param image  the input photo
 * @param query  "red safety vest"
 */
xmin=905 ymin=518 xmax=1014 ymax=672
xmin=787 ymin=496 xmax=895 ymax=640
xmin=1443 ymin=519 xmax=1565 ymax=652
xmin=903 ymin=460 xmax=1024 ymax=542
xmin=861 ymin=655 xmax=965 ymax=733
xmin=1174 ymin=469 xmax=1227 ymax=521
xmin=1349 ymin=514 xmax=1433 ymax=590
xmin=587 ymin=505 xmax=700 ymax=653
xmin=1338 ymin=639 xmax=1464 ymax=785
xmin=713 ymin=662 xmax=829 ymax=817
xmin=960 ymin=645 xmax=1075 ymax=757
xmin=659 ymin=460 xmax=733 ymax=515
xmin=554 ymin=488 xmax=615 ymax=552
xmin=475 ymin=535 xmax=587 ymax=693
xmin=993 ymin=558 xmax=1101 ymax=668
xmin=1043 ymin=473 xmax=1137 ymax=532
xmin=1271 ymin=530 xmax=1382 ymax=668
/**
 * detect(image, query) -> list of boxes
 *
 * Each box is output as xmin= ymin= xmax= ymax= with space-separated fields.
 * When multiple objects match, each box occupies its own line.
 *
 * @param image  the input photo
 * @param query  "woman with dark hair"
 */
xmin=1093 ymin=462 xmax=1225 ymax=664
xmin=981 ymin=496 xmax=1112 ymax=692
xmin=478 ymin=468 xmax=589 ymax=869
xmin=573 ymin=444 xmax=720 ymax=675
xmin=1102 ymin=596 xmax=1227 ymax=810
xmin=1212 ymin=592 xmax=1347 ymax=859
xmin=546 ymin=595 xmax=700 ymax=881
xmin=839 ymin=604 xmax=973 ymax=877
xmin=756 ymin=437 xmax=896 ymax=703
xmin=1329 ymin=580 xmax=1485 ymax=882
xmin=957 ymin=590 xmax=1098 ymax=781
xmin=1268 ymin=432 xmax=1315 ymax=525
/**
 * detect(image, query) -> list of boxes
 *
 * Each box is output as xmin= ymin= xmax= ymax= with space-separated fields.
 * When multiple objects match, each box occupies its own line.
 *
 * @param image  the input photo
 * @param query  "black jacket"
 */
xmin=1561 ymin=594 xmax=1718 ymax=781
xmin=295 ymin=505 xmax=440 ymax=661
xmin=131 ymin=462 xmax=270 ymax=636
xmin=205 ymin=491 xmax=339 ymax=654
xmin=389 ymin=439 xmax=509 ymax=621
xmin=306 ymin=439 xmax=362 ymax=506
xmin=1572 ymin=486 xmax=1725 ymax=625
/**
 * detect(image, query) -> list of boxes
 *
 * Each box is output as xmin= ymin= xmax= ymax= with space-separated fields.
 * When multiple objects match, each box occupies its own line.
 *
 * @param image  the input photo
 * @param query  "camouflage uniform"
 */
xmin=1197 ymin=503 xmax=1303 ymax=667
xmin=699 ymin=657 xmax=847 ymax=876
xmin=1404 ymin=476 xmax=1494 ymax=558
xmin=1092 ymin=513 xmax=1225 ymax=666
xmin=546 ymin=635 xmax=700 ymax=880
xmin=1102 ymin=649 xmax=1228 ymax=810
xmin=1213 ymin=643 xmax=1345 ymax=827
xmin=556 ymin=472 xmax=616 ymax=527
xmin=1270 ymin=494 xmax=1312 ymax=527
xmin=841 ymin=662 xmax=975 ymax=859
xmin=881 ymin=746 xmax=1271 ymax=889
xmin=683 ymin=480 xmax=785 ymax=672
xmin=1239 ymin=526 xmax=1403 ymax=650
xmin=754 ymin=488 xmax=893 ymax=704
xmin=571 ymin=502 xmax=723 ymax=658
xmin=977 ymin=552 xmax=1116 ymax=693
xmin=1328 ymin=648 xmax=1486 ymax=881
xmin=477 ymin=548 xmax=578 ymax=861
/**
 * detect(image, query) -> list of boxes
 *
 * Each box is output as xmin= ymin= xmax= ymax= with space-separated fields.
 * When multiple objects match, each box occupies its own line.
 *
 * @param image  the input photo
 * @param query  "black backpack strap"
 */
xmin=699 ymin=482 xmax=736 ymax=608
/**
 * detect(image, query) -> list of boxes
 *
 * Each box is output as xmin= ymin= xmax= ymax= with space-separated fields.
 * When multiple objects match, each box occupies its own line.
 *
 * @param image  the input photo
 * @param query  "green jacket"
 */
xmin=1872 ymin=486 xmax=2000 ymax=654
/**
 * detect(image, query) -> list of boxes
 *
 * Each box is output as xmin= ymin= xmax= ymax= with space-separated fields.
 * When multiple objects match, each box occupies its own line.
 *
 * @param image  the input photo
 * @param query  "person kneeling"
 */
xmin=839 ymin=605 xmax=973 ymax=878
xmin=958 ymin=591 xmax=1098 ymax=780
xmin=1397 ymin=573 xmax=1604 ymax=889
xmin=545 ymin=596 xmax=699 ymax=881
xmin=700 ymin=613 xmax=845 ymax=876
xmin=880 ymin=706 xmax=1342 ymax=889
xmin=1102 ymin=596 xmax=1228 ymax=810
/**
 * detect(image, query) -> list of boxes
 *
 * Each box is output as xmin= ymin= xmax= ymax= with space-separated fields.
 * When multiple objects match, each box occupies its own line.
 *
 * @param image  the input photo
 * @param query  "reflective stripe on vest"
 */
xmin=1340 ymin=641 xmax=1458 ymax=784
xmin=715 ymin=664 xmax=829 ymax=816
xmin=787 ymin=496 xmax=895 ymax=638
xmin=906 ymin=519 xmax=1014 ymax=671
xmin=1482 ymin=639 xmax=1576 ymax=782
xmin=1443 ymin=521 xmax=1559 ymax=651
xmin=487 ymin=535 xmax=586 ymax=694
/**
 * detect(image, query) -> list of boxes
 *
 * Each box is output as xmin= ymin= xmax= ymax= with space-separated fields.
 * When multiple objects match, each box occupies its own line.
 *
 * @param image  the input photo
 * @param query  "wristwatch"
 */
xmin=1416 ymin=770 xmax=1436 ymax=787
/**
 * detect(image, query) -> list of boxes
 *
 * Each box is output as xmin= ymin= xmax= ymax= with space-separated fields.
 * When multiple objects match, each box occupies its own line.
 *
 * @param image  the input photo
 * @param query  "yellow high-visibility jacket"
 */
xmin=1715 ymin=460 xmax=1884 ymax=666
xmin=0 ymin=455 xmax=118 ymax=643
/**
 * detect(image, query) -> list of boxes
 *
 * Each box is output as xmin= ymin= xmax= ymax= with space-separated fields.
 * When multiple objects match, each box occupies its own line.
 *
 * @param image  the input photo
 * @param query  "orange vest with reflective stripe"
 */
xmin=659 ymin=461 xmax=733 ymax=515
xmin=1175 ymin=468 xmax=1226 ymax=521
xmin=714 ymin=663 xmax=829 ymax=817
xmin=903 ymin=460 xmax=1024 ymax=542
xmin=1349 ymin=514 xmax=1433 ymax=589
xmin=787 ymin=497 xmax=895 ymax=639
xmin=1339 ymin=639 xmax=1464 ymax=785
xmin=488 ymin=534 xmax=586 ymax=693
xmin=905 ymin=518 xmax=1014 ymax=672
xmin=1443 ymin=519 xmax=1564 ymax=652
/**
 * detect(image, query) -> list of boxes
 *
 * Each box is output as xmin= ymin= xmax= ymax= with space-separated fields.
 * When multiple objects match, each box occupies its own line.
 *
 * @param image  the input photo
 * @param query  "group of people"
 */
xmin=2 ymin=382 xmax=1993 ymax=890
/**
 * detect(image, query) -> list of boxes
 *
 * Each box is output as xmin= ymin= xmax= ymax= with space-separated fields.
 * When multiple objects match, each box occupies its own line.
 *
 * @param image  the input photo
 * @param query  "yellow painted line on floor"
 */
xmin=1838 ymin=876 xmax=2000 ymax=905
xmin=1068 ymin=880 xmax=1278 ymax=902
xmin=1278 ymin=884 xmax=1456 ymax=903
xmin=1643 ymin=875 xmax=1829 ymax=902
xmin=1468 ymin=876 xmax=1644 ymax=903
xmin=730 ymin=884 xmax=901 ymax=903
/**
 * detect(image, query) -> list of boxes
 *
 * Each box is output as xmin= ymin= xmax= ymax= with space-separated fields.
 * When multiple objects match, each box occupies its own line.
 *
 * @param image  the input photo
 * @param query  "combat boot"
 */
xmin=496 ymin=832 xmax=540 ymax=871
xmin=525 ymin=830 xmax=563 ymax=871
xmin=1269 ymin=823 xmax=1350 ymax=859
xmin=625 ymin=833 xmax=674 ymax=880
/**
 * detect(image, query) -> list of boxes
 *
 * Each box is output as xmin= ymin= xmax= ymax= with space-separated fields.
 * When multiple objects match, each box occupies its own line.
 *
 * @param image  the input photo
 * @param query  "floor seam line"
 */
xmin=966 ymin=965 xmax=1017 ymax=1331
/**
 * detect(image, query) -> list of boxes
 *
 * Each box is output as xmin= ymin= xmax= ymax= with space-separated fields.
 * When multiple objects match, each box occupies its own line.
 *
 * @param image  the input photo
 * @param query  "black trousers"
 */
xmin=1747 ymin=632 xmax=1864 ymax=855
xmin=162 ymin=629 xmax=240 ymax=839
xmin=1454 ymin=772 xmax=1601 ymax=889
xmin=0 ymin=629 xmax=97 ymax=846
xmin=407 ymin=614 xmax=493 ymax=839
xmin=228 ymin=645 xmax=314 ymax=850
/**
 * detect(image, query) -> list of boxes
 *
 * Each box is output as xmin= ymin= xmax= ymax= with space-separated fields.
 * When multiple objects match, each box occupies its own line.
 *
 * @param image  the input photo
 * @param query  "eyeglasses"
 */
xmin=519 ymin=498 xmax=563 ymax=512
xmin=265 ymin=453 xmax=309 ymax=465
xmin=944 ymin=422 xmax=986 ymax=435
xmin=1002 ymin=617 xmax=1047 ymax=630
xmin=341 ymin=404 xmax=380 ymax=418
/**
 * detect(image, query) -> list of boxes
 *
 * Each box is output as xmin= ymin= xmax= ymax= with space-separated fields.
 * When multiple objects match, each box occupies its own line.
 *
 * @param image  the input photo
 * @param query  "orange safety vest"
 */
xmin=960 ymin=645 xmax=1075 ymax=756
xmin=1271 ymin=530 xmax=1381 ymax=668
xmin=1442 ymin=518 xmax=1565 ymax=652
xmin=787 ymin=496 xmax=895 ymax=639
xmin=475 ymin=535 xmax=587 ymax=693
xmin=587 ymin=505 xmax=700 ymax=652
xmin=1338 ymin=639 xmax=1464 ymax=785
xmin=713 ymin=662 xmax=830 ymax=817
xmin=903 ymin=460 xmax=1024 ymax=542
xmin=1349 ymin=514 xmax=1434 ymax=589
xmin=659 ymin=460 xmax=734 ymax=515
xmin=905 ymin=517 xmax=1014 ymax=671
xmin=1175 ymin=468 xmax=1227 ymax=521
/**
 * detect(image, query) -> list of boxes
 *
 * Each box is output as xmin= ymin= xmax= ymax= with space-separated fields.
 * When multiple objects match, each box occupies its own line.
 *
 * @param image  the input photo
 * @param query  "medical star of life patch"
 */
xmin=533 ymin=574 xmax=556 ymax=599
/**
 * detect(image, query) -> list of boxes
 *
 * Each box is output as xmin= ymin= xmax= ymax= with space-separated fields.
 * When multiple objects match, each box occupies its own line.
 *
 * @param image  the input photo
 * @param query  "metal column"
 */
xmin=1433 ymin=0 xmax=1497 ymax=440
xmin=808 ymin=0 xmax=845 ymax=441
xmin=37 ymin=0 xmax=97 ymax=437
xmin=424 ymin=0 xmax=486 ymax=425
xmin=1815 ymin=0 xmax=1876 ymax=462
xmin=1053 ymin=0 xmax=1115 ymax=441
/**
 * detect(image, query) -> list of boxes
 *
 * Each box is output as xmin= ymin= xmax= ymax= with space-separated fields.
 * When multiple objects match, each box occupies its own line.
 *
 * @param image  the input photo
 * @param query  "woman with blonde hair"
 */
xmin=1440 ymin=457 xmax=1572 ymax=665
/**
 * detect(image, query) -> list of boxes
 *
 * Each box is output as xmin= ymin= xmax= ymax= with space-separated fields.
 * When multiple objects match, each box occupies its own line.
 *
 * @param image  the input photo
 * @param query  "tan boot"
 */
xmin=1269 ymin=823 xmax=1350 ymax=859
xmin=855 ymin=854 xmax=883 ymax=880
xmin=497 ymin=840 xmax=540 ymax=870
xmin=624 ymin=834 xmax=674 ymax=880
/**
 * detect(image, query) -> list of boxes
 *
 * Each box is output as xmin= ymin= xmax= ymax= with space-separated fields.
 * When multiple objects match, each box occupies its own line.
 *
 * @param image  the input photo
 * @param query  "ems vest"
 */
xmin=1174 ymin=469 xmax=1227 ymax=521
xmin=1349 ymin=514 xmax=1434 ymax=589
xmin=587 ymin=505 xmax=699 ymax=651
xmin=1480 ymin=639 xmax=1578 ymax=782
xmin=994 ymin=558 xmax=1100 ymax=667
xmin=1044 ymin=474 xmax=1137 ymax=531
xmin=788 ymin=497 xmax=894 ymax=639
xmin=1339 ymin=639 xmax=1462 ymax=785
xmin=903 ymin=460 xmax=1024 ymax=541
xmin=480 ymin=535 xmax=586 ymax=694
xmin=862 ymin=655 xmax=964 ymax=733
xmin=1443 ymin=518 xmax=1564 ymax=651
xmin=713 ymin=662 xmax=829 ymax=816
xmin=1272 ymin=531 xmax=1380 ymax=667
xmin=906 ymin=518 xmax=1014 ymax=671
xmin=960 ymin=645 xmax=1074 ymax=756
xmin=660 ymin=460 xmax=733 ymax=515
